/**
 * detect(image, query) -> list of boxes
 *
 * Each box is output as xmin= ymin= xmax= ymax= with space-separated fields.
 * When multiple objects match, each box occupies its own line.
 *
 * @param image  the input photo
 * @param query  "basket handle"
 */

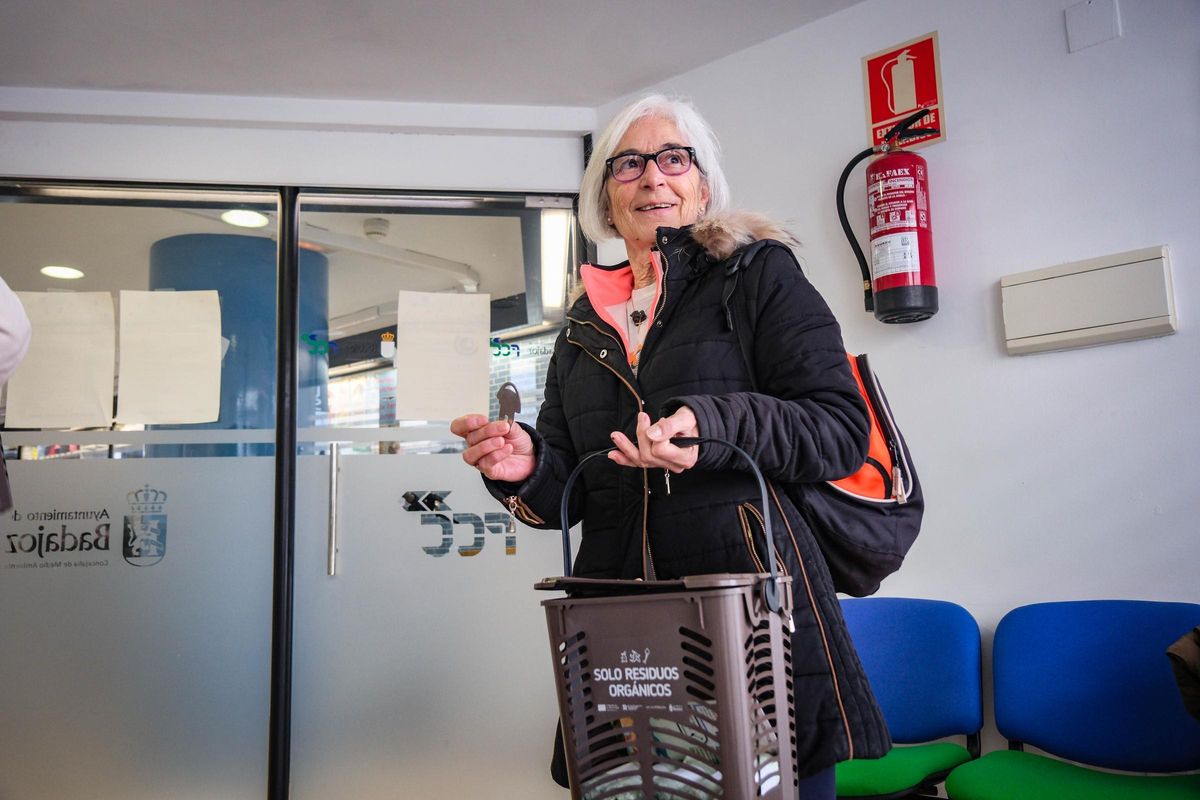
xmin=557 ymin=438 xmax=784 ymax=614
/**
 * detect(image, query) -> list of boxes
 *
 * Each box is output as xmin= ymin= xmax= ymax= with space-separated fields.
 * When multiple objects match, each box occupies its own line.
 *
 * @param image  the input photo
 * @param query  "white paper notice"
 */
xmin=6 ymin=292 xmax=116 ymax=428
xmin=393 ymin=291 xmax=490 ymax=421
xmin=116 ymin=290 xmax=222 ymax=425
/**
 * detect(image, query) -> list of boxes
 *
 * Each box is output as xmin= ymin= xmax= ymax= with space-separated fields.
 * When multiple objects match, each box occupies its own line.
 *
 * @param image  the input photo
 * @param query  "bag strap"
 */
xmin=720 ymin=240 xmax=776 ymax=549
xmin=720 ymin=239 xmax=779 ymax=391
xmin=721 ymin=248 xmax=913 ymax=506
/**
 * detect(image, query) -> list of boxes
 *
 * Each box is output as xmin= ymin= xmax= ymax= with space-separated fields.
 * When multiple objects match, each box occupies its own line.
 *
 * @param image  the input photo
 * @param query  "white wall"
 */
xmin=598 ymin=0 xmax=1199 ymax=734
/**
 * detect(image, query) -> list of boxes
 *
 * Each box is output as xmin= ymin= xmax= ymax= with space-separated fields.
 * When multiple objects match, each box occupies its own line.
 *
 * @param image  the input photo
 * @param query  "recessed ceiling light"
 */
xmin=221 ymin=209 xmax=270 ymax=228
xmin=41 ymin=265 xmax=85 ymax=280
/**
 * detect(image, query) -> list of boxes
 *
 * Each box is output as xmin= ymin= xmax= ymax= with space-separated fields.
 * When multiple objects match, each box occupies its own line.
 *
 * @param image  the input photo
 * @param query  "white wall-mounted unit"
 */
xmin=1001 ymin=245 xmax=1176 ymax=356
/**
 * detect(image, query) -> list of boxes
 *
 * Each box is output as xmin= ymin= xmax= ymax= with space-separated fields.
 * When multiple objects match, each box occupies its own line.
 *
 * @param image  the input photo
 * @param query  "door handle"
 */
xmin=328 ymin=442 xmax=340 ymax=576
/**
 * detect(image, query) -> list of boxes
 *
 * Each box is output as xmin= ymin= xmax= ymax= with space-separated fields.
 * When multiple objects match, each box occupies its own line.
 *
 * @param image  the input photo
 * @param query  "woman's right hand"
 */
xmin=450 ymin=414 xmax=537 ymax=484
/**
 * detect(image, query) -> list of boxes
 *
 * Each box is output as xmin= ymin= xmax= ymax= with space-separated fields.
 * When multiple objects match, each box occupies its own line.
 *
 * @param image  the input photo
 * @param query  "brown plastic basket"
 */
xmin=535 ymin=439 xmax=798 ymax=799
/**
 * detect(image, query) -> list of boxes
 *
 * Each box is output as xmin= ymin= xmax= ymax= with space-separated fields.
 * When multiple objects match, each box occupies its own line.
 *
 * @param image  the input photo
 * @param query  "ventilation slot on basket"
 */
xmin=679 ymin=627 xmax=717 ymax=702
xmin=579 ymin=759 xmax=643 ymax=799
xmin=744 ymin=621 xmax=784 ymax=796
xmin=577 ymin=718 xmax=643 ymax=800
xmin=559 ymin=630 xmax=593 ymax=720
xmin=649 ymin=709 xmax=722 ymax=800
xmin=783 ymin=633 xmax=797 ymax=791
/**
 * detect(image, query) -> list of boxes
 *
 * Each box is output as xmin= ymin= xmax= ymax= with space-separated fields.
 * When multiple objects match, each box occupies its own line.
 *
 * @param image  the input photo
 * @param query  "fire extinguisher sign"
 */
xmin=863 ymin=32 xmax=945 ymax=149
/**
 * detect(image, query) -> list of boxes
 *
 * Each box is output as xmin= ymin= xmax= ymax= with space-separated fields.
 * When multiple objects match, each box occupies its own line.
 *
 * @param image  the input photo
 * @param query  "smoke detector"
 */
xmin=363 ymin=217 xmax=390 ymax=240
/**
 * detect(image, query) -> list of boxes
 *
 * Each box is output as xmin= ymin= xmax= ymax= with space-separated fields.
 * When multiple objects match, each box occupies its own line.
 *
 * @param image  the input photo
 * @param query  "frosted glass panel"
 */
xmin=291 ymin=454 xmax=576 ymax=799
xmin=0 ymin=458 xmax=273 ymax=799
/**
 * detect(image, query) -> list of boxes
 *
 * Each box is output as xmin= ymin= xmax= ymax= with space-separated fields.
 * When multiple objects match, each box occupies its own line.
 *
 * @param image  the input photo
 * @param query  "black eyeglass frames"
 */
xmin=605 ymin=146 xmax=697 ymax=183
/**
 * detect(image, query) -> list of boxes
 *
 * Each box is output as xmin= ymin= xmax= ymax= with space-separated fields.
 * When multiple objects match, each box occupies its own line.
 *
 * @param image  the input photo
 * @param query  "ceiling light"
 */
xmin=41 ymin=265 xmax=85 ymax=280
xmin=221 ymin=209 xmax=270 ymax=228
xmin=540 ymin=209 xmax=570 ymax=317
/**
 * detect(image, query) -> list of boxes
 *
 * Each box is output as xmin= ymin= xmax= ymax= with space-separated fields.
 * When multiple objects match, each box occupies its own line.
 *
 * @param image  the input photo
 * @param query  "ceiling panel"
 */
xmin=0 ymin=0 xmax=864 ymax=106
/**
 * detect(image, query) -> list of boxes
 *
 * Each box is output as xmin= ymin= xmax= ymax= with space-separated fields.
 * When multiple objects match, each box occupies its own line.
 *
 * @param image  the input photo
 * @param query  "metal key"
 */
xmin=496 ymin=381 xmax=521 ymax=423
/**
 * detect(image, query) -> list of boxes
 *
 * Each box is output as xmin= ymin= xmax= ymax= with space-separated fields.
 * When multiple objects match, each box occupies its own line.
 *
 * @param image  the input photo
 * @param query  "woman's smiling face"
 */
xmin=605 ymin=115 xmax=709 ymax=257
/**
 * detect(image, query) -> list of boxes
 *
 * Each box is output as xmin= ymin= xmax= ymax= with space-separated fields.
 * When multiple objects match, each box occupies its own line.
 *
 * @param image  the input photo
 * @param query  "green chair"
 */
xmin=946 ymin=600 xmax=1200 ymax=800
xmin=836 ymin=598 xmax=982 ymax=799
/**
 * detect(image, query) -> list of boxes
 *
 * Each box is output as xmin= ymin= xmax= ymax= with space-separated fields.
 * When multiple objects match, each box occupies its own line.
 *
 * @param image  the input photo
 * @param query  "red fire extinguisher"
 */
xmin=837 ymin=108 xmax=940 ymax=323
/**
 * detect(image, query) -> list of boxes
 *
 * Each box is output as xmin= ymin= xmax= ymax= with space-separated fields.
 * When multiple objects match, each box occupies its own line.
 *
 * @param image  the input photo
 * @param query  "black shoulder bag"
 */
xmin=720 ymin=240 xmax=924 ymax=596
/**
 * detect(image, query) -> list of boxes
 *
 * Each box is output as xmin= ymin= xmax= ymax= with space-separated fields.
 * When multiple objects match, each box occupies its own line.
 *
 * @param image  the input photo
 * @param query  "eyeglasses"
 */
xmin=605 ymin=146 xmax=697 ymax=183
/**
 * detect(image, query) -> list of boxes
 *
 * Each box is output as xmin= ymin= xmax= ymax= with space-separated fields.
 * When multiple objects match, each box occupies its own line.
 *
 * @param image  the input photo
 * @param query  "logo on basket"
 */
xmin=123 ymin=485 xmax=168 ymax=567
xmin=620 ymin=648 xmax=651 ymax=665
xmin=400 ymin=489 xmax=517 ymax=558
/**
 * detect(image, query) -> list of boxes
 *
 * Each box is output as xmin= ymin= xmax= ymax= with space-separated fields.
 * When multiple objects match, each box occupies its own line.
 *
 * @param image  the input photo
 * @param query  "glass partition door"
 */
xmin=0 ymin=184 xmax=579 ymax=799
xmin=289 ymin=192 xmax=577 ymax=799
xmin=0 ymin=184 xmax=282 ymax=799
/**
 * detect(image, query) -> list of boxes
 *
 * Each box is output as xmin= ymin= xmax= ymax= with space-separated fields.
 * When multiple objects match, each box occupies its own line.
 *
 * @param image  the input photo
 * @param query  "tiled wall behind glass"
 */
xmin=487 ymin=330 xmax=558 ymax=427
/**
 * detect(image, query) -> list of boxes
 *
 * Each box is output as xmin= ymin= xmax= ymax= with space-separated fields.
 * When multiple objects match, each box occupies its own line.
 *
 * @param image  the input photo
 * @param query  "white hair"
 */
xmin=578 ymin=94 xmax=731 ymax=244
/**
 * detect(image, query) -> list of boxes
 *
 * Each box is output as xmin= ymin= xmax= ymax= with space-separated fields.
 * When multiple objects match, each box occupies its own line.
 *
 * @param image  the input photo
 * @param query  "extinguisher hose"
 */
xmin=837 ymin=146 xmax=878 ymax=312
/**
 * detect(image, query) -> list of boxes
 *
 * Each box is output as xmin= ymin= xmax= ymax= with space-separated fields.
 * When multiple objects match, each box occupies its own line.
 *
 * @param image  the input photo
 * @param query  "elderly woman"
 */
xmin=451 ymin=95 xmax=889 ymax=797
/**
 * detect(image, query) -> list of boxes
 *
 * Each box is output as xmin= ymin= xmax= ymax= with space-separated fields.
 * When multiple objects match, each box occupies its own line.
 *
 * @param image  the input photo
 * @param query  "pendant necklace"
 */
xmin=628 ymin=296 xmax=651 ymax=371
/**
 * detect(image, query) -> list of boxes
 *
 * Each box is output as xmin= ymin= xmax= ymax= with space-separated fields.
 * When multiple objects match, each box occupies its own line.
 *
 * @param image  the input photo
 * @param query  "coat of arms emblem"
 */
xmin=123 ymin=484 xmax=167 ymax=567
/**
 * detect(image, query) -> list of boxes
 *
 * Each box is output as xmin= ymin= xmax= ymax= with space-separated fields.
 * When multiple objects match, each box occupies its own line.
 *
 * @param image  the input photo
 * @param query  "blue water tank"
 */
xmin=148 ymin=233 xmax=329 ymax=457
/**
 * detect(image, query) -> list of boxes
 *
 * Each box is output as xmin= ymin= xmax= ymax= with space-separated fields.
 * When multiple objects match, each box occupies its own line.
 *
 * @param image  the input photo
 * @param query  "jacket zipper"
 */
xmin=565 ymin=321 xmax=657 ymax=580
xmin=740 ymin=501 xmax=789 ymax=578
xmin=567 ymin=236 xmax=677 ymax=581
xmin=642 ymin=243 xmax=670 ymax=581
xmin=566 ymin=316 xmax=643 ymax=398
xmin=738 ymin=505 xmax=766 ymax=573
xmin=650 ymin=245 xmax=669 ymax=318
xmin=642 ymin=470 xmax=656 ymax=580
xmin=635 ymin=245 xmax=670 ymax=376
xmin=766 ymin=482 xmax=855 ymax=759
xmin=505 ymin=495 xmax=543 ymax=525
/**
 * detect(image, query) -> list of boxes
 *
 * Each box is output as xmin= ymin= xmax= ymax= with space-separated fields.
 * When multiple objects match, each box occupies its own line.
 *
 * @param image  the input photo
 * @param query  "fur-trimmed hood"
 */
xmin=690 ymin=210 xmax=797 ymax=261
xmin=569 ymin=211 xmax=796 ymax=306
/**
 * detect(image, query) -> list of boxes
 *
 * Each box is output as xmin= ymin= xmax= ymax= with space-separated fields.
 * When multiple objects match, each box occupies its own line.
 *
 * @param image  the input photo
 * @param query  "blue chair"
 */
xmin=836 ymin=598 xmax=983 ymax=799
xmin=946 ymin=599 xmax=1200 ymax=800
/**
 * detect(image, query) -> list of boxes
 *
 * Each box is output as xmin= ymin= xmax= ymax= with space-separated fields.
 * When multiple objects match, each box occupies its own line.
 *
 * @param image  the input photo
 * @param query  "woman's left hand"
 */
xmin=609 ymin=407 xmax=699 ymax=473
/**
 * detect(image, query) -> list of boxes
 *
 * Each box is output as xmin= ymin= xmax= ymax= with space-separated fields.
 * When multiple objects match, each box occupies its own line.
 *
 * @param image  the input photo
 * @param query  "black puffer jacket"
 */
xmin=486 ymin=212 xmax=891 ymax=773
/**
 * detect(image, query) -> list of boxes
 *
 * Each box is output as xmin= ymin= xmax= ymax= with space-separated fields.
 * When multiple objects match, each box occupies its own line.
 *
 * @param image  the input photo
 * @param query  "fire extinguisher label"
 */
xmin=872 ymin=232 xmax=920 ymax=279
xmin=869 ymin=175 xmax=917 ymax=234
